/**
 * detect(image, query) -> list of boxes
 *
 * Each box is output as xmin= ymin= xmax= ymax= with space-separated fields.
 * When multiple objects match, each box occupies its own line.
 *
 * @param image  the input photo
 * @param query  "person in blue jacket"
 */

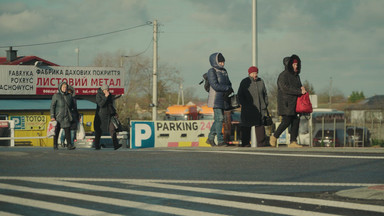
xmin=206 ymin=52 xmax=233 ymax=146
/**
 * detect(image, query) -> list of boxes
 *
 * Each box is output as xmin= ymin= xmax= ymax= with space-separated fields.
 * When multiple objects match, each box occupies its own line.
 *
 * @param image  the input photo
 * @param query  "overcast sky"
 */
xmin=1 ymin=0 xmax=383 ymax=99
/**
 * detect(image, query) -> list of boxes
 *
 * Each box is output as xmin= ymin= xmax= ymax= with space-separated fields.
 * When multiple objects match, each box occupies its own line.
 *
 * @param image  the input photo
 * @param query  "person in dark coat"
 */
xmin=50 ymin=81 xmax=76 ymax=150
xmin=238 ymin=66 xmax=268 ymax=147
xmin=270 ymin=54 xmax=307 ymax=147
xmin=60 ymin=85 xmax=79 ymax=147
xmin=93 ymin=84 xmax=122 ymax=150
xmin=206 ymin=52 xmax=233 ymax=147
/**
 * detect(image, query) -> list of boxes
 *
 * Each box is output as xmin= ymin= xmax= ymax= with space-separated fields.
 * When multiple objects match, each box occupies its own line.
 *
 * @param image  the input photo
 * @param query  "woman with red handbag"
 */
xmin=269 ymin=55 xmax=307 ymax=148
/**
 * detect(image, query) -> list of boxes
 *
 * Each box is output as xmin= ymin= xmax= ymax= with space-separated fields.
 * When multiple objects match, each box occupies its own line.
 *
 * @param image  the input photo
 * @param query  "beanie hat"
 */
xmin=293 ymin=59 xmax=298 ymax=64
xmin=217 ymin=53 xmax=225 ymax=62
xmin=248 ymin=66 xmax=259 ymax=74
xmin=101 ymin=84 xmax=109 ymax=91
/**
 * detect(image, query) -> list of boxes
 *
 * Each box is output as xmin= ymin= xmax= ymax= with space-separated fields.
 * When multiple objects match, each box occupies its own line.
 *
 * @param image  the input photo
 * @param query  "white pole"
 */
xmin=251 ymin=0 xmax=258 ymax=147
xmin=152 ymin=20 xmax=158 ymax=121
xmin=252 ymin=0 xmax=257 ymax=66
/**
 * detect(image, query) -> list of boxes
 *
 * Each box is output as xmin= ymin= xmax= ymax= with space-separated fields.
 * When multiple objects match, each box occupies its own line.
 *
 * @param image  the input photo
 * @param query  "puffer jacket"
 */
xmin=277 ymin=54 xmax=303 ymax=116
xmin=94 ymin=88 xmax=117 ymax=133
xmin=238 ymin=76 xmax=268 ymax=127
xmin=207 ymin=52 xmax=232 ymax=109
xmin=50 ymin=82 xmax=74 ymax=128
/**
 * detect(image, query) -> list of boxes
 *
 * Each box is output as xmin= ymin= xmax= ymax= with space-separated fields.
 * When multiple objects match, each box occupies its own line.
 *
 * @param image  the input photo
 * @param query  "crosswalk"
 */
xmin=0 ymin=177 xmax=383 ymax=216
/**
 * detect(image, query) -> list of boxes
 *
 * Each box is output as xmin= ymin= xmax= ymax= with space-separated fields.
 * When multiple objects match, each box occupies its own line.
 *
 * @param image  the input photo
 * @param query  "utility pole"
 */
xmin=152 ymin=20 xmax=158 ymax=121
xmin=75 ymin=48 xmax=79 ymax=66
xmin=329 ymin=77 xmax=333 ymax=108
xmin=251 ymin=0 xmax=258 ymax=147
xmin=252 ymin=0 xmax=257 ymax=66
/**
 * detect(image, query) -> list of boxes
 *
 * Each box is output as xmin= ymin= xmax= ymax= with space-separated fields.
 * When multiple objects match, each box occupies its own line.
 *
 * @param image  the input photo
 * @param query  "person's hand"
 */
xmin=224 ymin=87 xmax=234 ymax=98
xmin=301 ymin=86 xmax=307 ymax=94
xmin=104 ymin=91 xmax=110 ymax=97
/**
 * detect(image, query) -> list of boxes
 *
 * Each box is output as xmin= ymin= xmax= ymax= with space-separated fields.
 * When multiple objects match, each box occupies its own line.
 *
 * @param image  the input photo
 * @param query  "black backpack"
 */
xmin=199 ymin=73 xmax=210 ymax=92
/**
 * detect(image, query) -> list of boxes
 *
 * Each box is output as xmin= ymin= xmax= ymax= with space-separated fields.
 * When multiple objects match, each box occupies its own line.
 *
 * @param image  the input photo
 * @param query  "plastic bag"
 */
xmin=76 ymin=122 xmax=86 ymax=140
xmin=47 ymin=121 xmax=57 ymax=138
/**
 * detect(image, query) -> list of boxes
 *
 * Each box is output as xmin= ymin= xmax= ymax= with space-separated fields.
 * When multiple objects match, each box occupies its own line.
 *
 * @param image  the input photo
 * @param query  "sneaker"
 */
xmin=67 ymin=146 xmax=76 ymax=150
xmin=288 ymin=141 xmax=302 ymax=148
xmin=217 ymin=142 xmax=228 ymax=147
xmin=269 ymin=136 xmax=277 ymax=147
xmin=206 ymin=139 xmax=217 ymax=147
xmin=114 ymin=144 xmax=122 ymax=150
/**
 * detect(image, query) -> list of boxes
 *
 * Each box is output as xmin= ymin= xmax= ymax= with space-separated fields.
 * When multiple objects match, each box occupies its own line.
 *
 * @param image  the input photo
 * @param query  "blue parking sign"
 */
xmin=10 ymin=116 xmax=25 ymax=130
xmin=131 ymin=121 xmax=155 ymax=149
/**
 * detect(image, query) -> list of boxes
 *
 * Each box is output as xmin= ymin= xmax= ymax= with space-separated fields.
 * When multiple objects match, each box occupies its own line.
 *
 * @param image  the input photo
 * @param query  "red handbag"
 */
xmin=296 ymin=93 xmax=313 ymax=113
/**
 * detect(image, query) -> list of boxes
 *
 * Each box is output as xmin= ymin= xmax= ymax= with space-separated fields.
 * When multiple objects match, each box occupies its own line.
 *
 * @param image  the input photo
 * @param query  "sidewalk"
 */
xmin=336 ymin=185 xmax=384 ymax=200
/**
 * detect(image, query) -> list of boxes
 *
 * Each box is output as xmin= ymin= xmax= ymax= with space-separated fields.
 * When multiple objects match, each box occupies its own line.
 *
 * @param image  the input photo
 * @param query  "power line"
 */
xmin=0 ymin=21 xmax=152 ymax=48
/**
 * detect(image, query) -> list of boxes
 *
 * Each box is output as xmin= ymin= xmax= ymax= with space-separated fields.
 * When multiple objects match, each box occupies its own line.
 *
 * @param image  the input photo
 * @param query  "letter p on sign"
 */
xmin=131 ymin=121 xmax=155 ymax=149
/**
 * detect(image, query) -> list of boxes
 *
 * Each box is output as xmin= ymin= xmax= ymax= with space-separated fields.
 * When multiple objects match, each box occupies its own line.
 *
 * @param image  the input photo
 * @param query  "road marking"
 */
xmin=1 ymin=177 xmax=383 ymax=215
xmin=168 ymin=149 xmax=384 ymax=160
xmin=0 ymin=211 xmax=22 ymax=216
xmin=0 ymin=182 xmax=226 ymax=216
xmin=125 ymin=181 xmax=384 ymax=214
xmin=20 ymin=178 xmax=338 ymax=216
xmin=0 ymin=194 xmax=121 ymax=216
xmin=0 ymin=176 xmax=375 ymax=187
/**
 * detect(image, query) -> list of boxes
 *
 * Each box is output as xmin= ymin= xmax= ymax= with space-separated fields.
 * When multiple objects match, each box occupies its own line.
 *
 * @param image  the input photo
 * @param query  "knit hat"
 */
xmin=248 ymin=66 xmax=259 ymax=74
xmin=217 ymin=53 xmax=225 ymax=62
xmin=293 ymin=59 xmax=298 ymax=64
xmin=101 ymin=84 xmax=109 ymax=91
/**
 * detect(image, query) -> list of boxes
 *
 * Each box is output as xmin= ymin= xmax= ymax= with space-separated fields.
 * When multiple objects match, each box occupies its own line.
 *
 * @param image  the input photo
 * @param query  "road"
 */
xmin=0 ymin=146 xmax=384 ymax=215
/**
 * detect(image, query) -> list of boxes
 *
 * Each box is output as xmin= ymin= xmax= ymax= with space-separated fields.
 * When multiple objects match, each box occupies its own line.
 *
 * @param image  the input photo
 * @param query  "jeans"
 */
xmin=273 ymin=115 xmax=300 ymax=142
xmin=60 ymin=129 xmax=76 ymax=146
xmin=209 ymin=108 xmax=224 ymax=143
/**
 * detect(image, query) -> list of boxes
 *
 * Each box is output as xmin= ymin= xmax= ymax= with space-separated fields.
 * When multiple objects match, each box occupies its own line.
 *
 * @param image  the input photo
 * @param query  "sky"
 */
xmin=1 ymin=0 xmax=383 ymax=100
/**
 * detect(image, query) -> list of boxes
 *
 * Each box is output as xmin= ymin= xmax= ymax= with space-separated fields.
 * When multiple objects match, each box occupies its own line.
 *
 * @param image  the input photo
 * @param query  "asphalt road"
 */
xmin=1 ymin=146 xmax=384 ymax=215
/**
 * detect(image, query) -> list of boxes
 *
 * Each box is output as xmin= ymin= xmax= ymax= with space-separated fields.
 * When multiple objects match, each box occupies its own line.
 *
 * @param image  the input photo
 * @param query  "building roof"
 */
xmin=0 ymin=56 xmax=59 ymax=66
xmin=0 ymin=99 xmax=95 ymax=111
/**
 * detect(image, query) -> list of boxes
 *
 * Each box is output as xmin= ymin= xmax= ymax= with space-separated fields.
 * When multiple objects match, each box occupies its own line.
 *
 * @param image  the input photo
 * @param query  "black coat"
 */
xmin=94 ymin=88 xmax=117 ymax=133
xmin=238 ymin=76 xmax=268 ymax=127
xmin=277 ymin=55 xmax=303 ymax=116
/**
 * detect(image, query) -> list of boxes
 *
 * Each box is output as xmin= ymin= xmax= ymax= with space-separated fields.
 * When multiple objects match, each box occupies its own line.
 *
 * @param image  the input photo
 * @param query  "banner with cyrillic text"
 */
xmin=0 ymin=65 xmax=124 ymax=95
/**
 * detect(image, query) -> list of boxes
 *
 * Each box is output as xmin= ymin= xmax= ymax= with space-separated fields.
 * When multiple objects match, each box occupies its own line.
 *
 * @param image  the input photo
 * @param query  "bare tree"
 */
xmin=91 ymin=51 xmax=182 ymax=123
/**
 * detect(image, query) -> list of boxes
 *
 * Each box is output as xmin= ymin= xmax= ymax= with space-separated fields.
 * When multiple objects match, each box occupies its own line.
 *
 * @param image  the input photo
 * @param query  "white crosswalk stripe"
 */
xmin=0 ymin=177 xmax=383 ymax=216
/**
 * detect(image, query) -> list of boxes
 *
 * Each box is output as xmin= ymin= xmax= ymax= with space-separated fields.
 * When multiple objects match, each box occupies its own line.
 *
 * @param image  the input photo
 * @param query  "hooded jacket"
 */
xmin=50 ymin=82 xmax=74 ymax=128
xmin=238 ymin=76 xmax=268 ymax=127
xmin=207 ymin=52 xmax=232 ymax=109
xmin=94 ymin=88 xmax=117 ymax=133
xmin=277 ymin=54 xmax=303 ymax=116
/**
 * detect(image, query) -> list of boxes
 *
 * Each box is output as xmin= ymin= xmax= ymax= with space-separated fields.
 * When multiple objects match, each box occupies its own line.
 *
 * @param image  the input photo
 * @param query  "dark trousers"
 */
xmin=94 ymin=121 xmax=118 ymax=149
xmin=54 ymin=122 xmax=71 ymax=148
xmin=273 ymin=115 xmax=300 ymax=142
xmin=241 ymin=125 xmax=266 ymax=147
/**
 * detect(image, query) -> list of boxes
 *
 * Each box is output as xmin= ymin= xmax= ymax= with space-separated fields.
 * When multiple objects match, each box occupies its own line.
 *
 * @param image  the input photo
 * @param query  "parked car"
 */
xmin=74 ymin=131 xmax=129 ymax=148
xmin=313 ymin=129 xmax=338 ymax=147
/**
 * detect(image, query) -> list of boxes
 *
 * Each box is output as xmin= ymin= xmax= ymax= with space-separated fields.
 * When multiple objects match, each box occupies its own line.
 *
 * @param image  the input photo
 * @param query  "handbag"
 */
xmin=263 ymin=109 xmax=273 ymax=126
xmin=111 ymin=116 xmax=123 ymax=132
xmin=296 ymin=93 xmax=313 ymax=114
xmin=224 ymin=94 xmax=240 ymax=110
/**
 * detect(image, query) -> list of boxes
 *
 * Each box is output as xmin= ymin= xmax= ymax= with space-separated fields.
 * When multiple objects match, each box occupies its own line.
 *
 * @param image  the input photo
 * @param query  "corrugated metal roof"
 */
xmin=0 ymin=99 xmax=95 ymax=110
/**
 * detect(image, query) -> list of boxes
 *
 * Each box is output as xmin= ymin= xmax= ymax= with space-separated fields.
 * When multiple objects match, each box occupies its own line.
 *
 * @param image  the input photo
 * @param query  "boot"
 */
xmin=53 ymin=144 xmax=58 ymax=150
xmin=269 ymin=136 xmax=277 ymax=147
xmin=288 ymin=141 xmax=302 ymax=148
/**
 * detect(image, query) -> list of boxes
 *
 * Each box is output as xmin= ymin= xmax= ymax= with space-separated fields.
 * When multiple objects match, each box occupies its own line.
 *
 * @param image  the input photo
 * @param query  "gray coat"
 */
xmin=50 ymin=82 xmax=74 ymax=128
xmin=277 ymin=54 xmax=303 ymax=116
xmin=238 ymin=76 xmax=268 ymax=127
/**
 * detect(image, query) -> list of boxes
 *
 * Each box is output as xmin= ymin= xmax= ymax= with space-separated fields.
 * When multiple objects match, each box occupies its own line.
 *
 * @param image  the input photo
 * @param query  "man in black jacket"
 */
xmin=93 ymin=84 xmax=122 ymax=150
xmin=270 ymin=55 xmax=307 ymax=148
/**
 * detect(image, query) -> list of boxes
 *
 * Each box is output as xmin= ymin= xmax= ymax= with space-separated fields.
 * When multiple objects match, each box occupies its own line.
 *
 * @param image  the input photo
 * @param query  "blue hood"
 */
xmin=209 ymin=52 xmax=224 ymax=69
